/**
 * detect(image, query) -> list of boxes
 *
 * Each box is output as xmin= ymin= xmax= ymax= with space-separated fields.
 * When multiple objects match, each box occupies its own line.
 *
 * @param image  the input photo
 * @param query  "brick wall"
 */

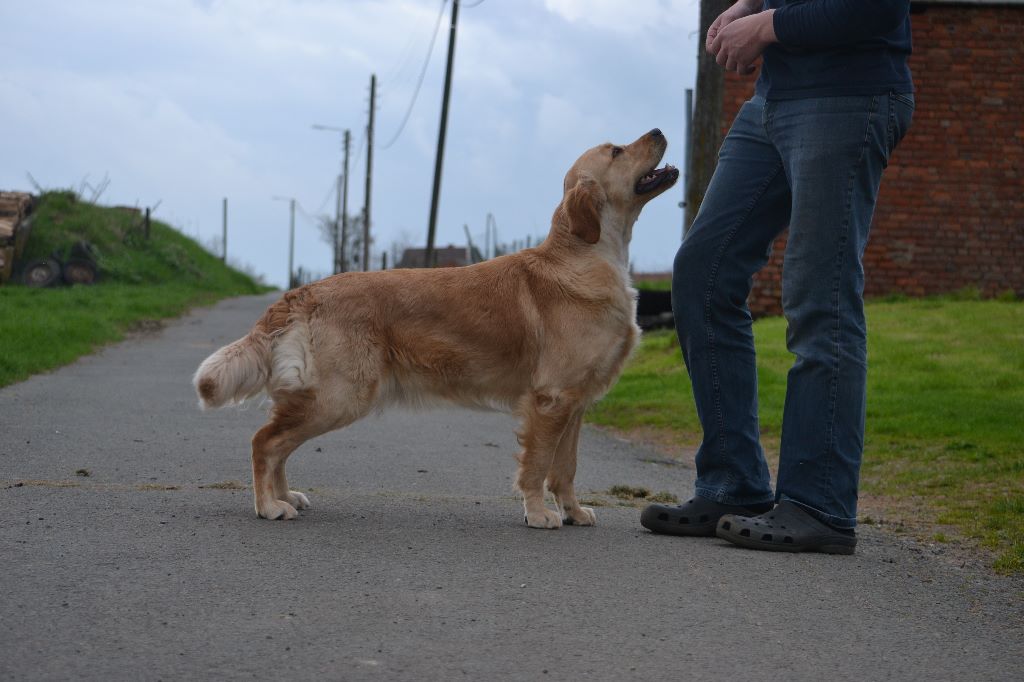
xmin=717 ymin=3 xmax=1024 ymax=317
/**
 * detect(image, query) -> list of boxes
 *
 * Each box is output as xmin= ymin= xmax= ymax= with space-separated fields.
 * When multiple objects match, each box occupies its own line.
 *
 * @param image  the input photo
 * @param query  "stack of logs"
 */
xmin=0 ymin=191 xmax=35 ymax=284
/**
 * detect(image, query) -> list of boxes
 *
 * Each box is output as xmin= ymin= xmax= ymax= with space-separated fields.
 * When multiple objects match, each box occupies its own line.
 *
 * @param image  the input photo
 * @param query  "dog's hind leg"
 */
xmin=250 ymin=389 xmax=334 ymax=520
xmin=516 ymin=390 xmax=580 ymax=529
xmin=545 ymin=409 xmax=596 ymax=526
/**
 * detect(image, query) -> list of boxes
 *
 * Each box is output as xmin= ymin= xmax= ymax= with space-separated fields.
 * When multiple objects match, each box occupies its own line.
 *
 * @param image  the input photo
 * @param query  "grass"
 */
xmin=589 ymin=295 xmax=1024 ymax=573
xmin=634 ymin=277 xmax=671 ymax=292
xmin=0 ymin=191 xmax=269 ymax=387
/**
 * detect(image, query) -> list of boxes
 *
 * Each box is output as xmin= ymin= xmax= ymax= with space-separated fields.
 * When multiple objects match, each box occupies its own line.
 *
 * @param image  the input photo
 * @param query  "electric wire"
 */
xmin=379 ymin=0 xmax=449 ymax=150
xmin=312 ymin=175 xmax=337 ymax=216
xmin=384 ymin=3 xmax=437 ymax=87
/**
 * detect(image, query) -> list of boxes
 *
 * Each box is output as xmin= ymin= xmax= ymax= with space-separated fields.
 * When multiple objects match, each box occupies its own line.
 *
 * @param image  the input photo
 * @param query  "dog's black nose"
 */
xmin=649 ymin=128 xmax=663 ymax=138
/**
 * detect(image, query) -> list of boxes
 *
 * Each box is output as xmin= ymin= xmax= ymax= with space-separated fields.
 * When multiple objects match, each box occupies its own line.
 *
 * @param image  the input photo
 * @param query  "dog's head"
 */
xmin=557 ymin=129 xmax=678 ymax=246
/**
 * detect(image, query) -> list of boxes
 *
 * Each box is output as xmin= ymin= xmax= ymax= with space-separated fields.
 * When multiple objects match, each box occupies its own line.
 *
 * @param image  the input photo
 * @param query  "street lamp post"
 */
xmin=272 ymin=195 xmax=296 ymax=289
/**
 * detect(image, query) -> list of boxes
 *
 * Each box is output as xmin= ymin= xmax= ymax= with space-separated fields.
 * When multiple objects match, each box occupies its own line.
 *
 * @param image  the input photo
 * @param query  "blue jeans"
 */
xmin=673 ymin=92 xmax=914 ymax=529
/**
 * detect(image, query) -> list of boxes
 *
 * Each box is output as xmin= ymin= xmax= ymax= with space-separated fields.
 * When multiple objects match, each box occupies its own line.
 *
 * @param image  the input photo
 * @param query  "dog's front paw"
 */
xmin=563 ymin=506 xmax=597 ymax=526
xmin=524 ymin=507 xmax=562 ymax=529
xmin=284 ymin=490 xmax=311 ymax=510
xmin=256 ymin=499 xmax=298 ymax=520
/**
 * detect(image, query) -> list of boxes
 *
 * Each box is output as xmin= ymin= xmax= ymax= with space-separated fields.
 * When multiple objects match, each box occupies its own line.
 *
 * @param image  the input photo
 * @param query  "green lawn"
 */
xmin=0 ymin=284 xmax=261 ymax=387
xmin=589 ymin=296 xmax=1024 ymax=573
xmin=0 ymin=191 xmax=268 ymax=387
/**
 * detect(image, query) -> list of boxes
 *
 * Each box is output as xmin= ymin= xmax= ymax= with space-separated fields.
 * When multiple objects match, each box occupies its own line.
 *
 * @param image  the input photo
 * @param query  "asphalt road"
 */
xmin=2 ymin=293 xmax=1022 ymax=681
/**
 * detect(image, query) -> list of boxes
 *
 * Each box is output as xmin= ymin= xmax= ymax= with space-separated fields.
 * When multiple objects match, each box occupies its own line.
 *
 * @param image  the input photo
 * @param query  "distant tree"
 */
xmin=317 ymin=212 xmax=364 ymax=273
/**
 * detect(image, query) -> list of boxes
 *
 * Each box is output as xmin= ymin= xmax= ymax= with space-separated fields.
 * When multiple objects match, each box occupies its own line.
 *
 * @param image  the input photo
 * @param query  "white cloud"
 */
xmin=544 ymin=0 xmax=697 ymax=35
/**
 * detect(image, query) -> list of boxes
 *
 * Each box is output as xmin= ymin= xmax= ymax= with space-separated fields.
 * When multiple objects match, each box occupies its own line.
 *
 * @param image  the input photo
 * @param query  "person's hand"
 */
xmin=709 ymin=9 xmax=777 ymax=75
xmin=705 ymin=0 xmax=762 ymax=54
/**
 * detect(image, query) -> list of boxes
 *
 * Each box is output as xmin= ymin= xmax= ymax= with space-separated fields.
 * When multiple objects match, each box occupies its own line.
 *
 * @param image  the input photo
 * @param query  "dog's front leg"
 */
xmin=546 ymin=410 xmax=596 ymax=526
xmin=516 ymin=391 xmax=577 ymax=529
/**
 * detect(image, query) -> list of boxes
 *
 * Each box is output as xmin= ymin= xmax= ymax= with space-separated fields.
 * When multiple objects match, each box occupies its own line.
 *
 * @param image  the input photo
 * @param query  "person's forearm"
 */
xmin=736 ymin=0 xmax=764 ymax=13
xmin=773 ymin=0 xmax=910 ymax=48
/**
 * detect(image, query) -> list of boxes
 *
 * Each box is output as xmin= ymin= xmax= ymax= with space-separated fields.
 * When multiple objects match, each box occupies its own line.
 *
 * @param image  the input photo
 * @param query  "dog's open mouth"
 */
xmin=635 ymin=165 xmax=679 ymax=195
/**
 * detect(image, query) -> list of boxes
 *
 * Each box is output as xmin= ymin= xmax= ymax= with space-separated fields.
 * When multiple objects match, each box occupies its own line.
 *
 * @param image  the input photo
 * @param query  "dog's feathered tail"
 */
xmin=193 ymin=332 xmax=274 ymax=409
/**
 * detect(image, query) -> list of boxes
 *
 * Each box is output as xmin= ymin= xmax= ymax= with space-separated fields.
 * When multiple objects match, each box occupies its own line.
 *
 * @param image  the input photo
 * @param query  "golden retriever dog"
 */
xmin=193 ymin=129 xmax=678 ymax=528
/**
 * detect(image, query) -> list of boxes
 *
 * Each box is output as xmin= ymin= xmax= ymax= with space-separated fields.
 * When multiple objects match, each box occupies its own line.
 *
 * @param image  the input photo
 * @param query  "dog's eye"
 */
xmin=611 ymin=146 xmax=624 ymax=158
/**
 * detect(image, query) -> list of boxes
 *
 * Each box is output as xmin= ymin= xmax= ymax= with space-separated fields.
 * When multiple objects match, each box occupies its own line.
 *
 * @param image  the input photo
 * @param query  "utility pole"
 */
xmin=288 ymin=198 xmax=295 ymax=288
xmin=333 ymin=174 xmax=342 ymax=273
xmin=312 ymin=124 xmax=352 ymax=273
xmin=462 ymin=223 xmax=477 ymax=263
xmin=272 ymin=195 xmax=297 ymax=288
xmin=682 ymin=87 xmax=694 ymax=240
xmin=685 ymin=0 xmax=731 ymax=232
xmin=484 ymin=213 xmax=492 ymax=260
xmin=221 ymin=197 xmax=228 ymax=262
xmin=486 ymin=212 xmax=498 ymax=259
xmin=341 ymin=129 xmax=351 ymax=273
xmin=425 ymin=0 xmax=460 ymax=268
xmin=363 ymin=74 xmax=376 ymax=272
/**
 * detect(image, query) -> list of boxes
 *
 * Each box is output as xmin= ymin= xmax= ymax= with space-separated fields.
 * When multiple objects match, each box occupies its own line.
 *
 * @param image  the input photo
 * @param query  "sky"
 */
xmin=0 ymin=0 xmax=702 ymax=288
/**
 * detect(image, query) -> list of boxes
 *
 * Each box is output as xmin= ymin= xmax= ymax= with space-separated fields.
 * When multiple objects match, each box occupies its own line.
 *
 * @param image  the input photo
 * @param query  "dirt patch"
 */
xmin=856 ymin=491 xmax=1006 ymax=575
xmin=582 ymin=484 xmax=680 ymax=509
xmin=7 ymin=479 xmax=81 ymax=489
xmin=198 ymin=480 xmax=247 ymax=490
xmin=599 ymin=424 xmax=1015 ymax=578
xmin=126 ymin=319 xmax=166 ymax=338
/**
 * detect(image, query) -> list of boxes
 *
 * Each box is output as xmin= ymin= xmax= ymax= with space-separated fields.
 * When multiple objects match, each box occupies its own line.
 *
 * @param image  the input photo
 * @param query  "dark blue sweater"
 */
xmin=756 ymin=0 xmax=914 ymax=99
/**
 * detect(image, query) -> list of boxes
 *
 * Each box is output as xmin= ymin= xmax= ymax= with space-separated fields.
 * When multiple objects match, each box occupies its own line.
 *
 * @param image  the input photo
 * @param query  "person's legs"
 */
xmin=671 ymin=96 xmax=791 ymax=507
xmin=766 ymin=92 xmax=913 ymax=529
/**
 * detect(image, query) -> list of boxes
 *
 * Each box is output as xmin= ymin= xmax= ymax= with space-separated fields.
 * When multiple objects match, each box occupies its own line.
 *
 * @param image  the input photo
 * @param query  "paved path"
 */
xmin=2 ymin=294 xmax=1022 ymax=681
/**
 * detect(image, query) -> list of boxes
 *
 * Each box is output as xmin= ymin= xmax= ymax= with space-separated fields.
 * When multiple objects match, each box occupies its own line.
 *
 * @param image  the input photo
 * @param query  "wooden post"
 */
xmin=144 ymin=207 xmax=151 ymax=240
xmin=222 ymin=197 xmax=228 ymax=262
xmin=288 ymin=198 xmax=295 ymax=289
xmin=682 ymin=88 xmax=694 ymax=240
xmin=340 ymin=129 xmax=351 ymax=273
xmin=363 ymin=75 xmax=376 ymax=272
xmin=684 ymin=0 xmax=731 ymax=233
xmin=425 ymin=0 xmax=460 ymax=269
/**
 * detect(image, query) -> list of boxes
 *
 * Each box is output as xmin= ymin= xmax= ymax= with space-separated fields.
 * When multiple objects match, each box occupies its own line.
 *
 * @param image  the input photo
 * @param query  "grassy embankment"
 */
xmin=590 ymin=288 xmax=1024 ymax=573
xmin=0 ymin=191 xmax=269 ymax=387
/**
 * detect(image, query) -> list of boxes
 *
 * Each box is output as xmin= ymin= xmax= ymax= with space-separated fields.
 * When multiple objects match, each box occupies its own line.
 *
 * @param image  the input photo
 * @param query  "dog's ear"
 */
xmin=563 ymin=175 xmax=605 ymax=245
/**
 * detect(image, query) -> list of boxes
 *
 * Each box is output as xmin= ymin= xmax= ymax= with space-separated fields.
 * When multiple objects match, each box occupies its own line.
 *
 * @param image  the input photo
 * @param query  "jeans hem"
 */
xmin=778 ymin=493 xmax=857 ymax=530
xmin=695 ymin=487 xmax=775 ymax=508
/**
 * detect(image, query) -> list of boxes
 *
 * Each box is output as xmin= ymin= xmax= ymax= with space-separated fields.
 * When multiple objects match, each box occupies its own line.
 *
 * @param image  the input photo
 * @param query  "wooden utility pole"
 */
xmin=340 ymin=129 xmax=351 ymax=273
xmin=684 ymin=0 xmax=731 ymax=233
xmin=334 ymin=174 xmax=342 ymax=274
xmin=682 ymin=88 xmax=693 ymax=240
xmin=363 ymin=75 xmax=376 ymax=272
xmin=425 ymin=0 xmax=460 ymax=268
xmin=288 ymin=198 xmax=295 ymax=288
xmin=221 ymin=197 xmax=228 ymax=262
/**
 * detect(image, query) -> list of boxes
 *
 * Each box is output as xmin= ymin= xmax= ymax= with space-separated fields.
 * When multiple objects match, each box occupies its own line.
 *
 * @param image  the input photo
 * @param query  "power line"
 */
xmin=293 ymin=201 xmax=321 ymax=225
xmin=312 ymin=175 xmax=337 ymax=216
xmin=383 ymin=2 xmax=439 ymax=87
xmin=379 ymin=0 xmax=449 ymax=151
xmin=462 ymin=0 xmax=486 ymax=7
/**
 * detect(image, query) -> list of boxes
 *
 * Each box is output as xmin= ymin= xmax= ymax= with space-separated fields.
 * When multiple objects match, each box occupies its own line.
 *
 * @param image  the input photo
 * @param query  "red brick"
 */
xmin=718 ymin=4 xmax=1024 ymax=317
